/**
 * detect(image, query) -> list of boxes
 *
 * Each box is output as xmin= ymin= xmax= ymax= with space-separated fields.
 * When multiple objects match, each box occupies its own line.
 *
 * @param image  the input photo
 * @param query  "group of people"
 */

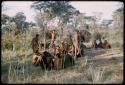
xmin=31 ymin=29 xmax=111 ymax=70
xmin=91 ymin=38 xmax=111 ymax=49
xmin=31 ymin=30 xmax=75 ymax=70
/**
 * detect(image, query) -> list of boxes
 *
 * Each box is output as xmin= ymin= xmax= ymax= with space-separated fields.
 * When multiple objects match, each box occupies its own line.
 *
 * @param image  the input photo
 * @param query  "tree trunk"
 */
xmin=58 ymin=19 xmax=61 ymax=42
xmin=43 ymin=25 xmax=46 ymax=51
xmin=59 ymin=18 xmax=64 ymax=42
xmin=12 ymin=44 xmax=15 ymax=51
xmin=61 ymin=27 xmax=63 ymax=38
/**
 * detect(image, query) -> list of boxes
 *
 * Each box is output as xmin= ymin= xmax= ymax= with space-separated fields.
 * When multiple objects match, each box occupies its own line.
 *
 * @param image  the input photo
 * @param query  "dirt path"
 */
xmin=76 ymin=48 xmax=123 ymax=67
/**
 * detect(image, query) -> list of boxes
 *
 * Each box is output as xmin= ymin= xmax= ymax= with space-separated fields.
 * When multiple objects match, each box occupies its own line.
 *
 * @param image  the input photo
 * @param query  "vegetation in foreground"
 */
xmin=1 ymin=48 xmax=123 ymax=84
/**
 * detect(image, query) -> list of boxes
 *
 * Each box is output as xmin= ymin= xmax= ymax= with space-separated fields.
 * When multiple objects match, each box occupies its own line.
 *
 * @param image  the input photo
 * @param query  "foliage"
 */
xmin=2 ymin=13 xmax=36 ymax=35
xmin=112 ymin=3 xmax=124 ymax=29
xmin=31 ymin=1 xmax=80 ymax=31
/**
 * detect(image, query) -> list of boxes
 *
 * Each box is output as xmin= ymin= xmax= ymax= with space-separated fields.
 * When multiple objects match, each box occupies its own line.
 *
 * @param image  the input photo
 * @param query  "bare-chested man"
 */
xmin=49 ymin=30 xmax=58 ymax=48
xmin=70 ymin=29 xmax=82 ymax=60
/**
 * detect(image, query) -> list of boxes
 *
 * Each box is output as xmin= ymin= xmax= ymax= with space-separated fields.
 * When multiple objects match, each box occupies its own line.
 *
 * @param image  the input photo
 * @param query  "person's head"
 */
xmin=51 ymin=30 xmax=54 ymax=33
xmin=53 ymin=30 xmax=56 ymax=32
xmin=99 ymin=38 xmax=101 ymax=41
xmin=104 ymin=39 xmax=108 ymax=43
xmin=36 ymin=34 xmax=39 ymax=37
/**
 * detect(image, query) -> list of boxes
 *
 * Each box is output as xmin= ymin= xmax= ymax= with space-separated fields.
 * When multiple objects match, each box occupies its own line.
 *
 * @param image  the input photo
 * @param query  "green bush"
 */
xmin=2 ymin=31 xmax=33 ymax=51
xmin=92 ymin=31 xmax=102 ymax=40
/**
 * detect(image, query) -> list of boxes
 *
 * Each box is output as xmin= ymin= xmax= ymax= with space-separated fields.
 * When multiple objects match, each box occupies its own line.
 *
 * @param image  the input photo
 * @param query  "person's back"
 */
xmin=49 ymin=30 xmax=58 ymax=48
xmin=32 ymin=37 xmax=38 ymax=45
xmin=31 ymin=34 xmax=39 ymax=53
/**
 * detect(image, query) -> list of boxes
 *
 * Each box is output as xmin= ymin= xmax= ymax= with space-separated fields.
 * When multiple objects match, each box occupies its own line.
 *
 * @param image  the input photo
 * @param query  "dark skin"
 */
xmin=103 ymin=40 xmax=111 ymax=49
xmin=31 ymin=34 xmax=39 ymax=53
xmin=98 ymin=39 xmax=103 ymax=48
xmin=52 ymin=46 xmax=62 ymax=70
xmin=40 ymin=42 xmax=50 ymax=49
xmin=60 ymin=41 xmax=68 ymax=54
xmin=32 ymin=51 xmax=55 ymax=70
xmin=92 ymin=40 xmax=98 ymax=49
xmin=52 ymin=45 xmax=75 ymax=70
xmin=49 ymin=30 xmax=58 ymax=48
xmin=55 ymin=46 xmax=61 ymax=58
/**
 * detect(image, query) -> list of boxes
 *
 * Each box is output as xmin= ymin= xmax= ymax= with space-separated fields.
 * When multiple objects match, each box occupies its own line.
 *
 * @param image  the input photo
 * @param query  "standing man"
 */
xmin=71 ymin=29 xmax=81 ymax=60
xmin=31 ymin=34 xmax=39 ymax=53
xmin=49 ymin=30 xmax=58 ymax=48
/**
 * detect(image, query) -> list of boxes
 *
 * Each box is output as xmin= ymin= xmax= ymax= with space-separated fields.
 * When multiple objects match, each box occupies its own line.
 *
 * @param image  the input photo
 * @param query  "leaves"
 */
xmin=31 ymin=1 xmax=79 ymax=26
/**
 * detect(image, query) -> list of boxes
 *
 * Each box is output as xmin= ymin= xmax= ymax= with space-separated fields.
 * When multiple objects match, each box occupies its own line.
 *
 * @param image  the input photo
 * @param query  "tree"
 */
xmin=31 ymin=1 xmax=79 ymax=38
xmin=1 ymin=14 xmax=12 ymax=25
xmin=69 ymin=13 xmax=86 ymax=30
xmin=2 ymin=2 xmax=9 ymax=12
xmin=34 ymin=12 xmax=52 ymax=50
xmin=13 ymin=12 xmax=26 ymax=34
xmin=92 ymin=12 xmax=103 ymax=29
xmin=112 ymin=3 xmax=123 ymax=29
xmin=1 ymin=14 xmax=16 ymax=34
xmin=23 ymin=21 xmax=36 ymax=29
xmin=31 ymin=1 xmax=79 ymax=49
xmin=102 ymin=19 xmax=113 ymax=28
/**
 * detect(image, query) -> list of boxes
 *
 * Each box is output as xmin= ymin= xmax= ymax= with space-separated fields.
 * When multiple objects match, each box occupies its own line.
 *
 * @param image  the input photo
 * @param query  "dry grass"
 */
xmin=1 ymin=27 xmax=123 ymax=84
xmin=1 ymin=48 xmax=123 ymax=84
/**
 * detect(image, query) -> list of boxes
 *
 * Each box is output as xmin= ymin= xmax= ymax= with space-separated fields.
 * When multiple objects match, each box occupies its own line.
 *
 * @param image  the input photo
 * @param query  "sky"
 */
xmin=2 ymin=1 xmax=123 ymax=23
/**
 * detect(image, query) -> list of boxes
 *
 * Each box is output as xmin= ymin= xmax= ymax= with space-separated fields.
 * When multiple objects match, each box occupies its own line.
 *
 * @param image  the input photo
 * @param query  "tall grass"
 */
xmin=2 ymin=55 xmax=123 ymax=84
xmin=1 ymin=27 xmax=123 ymax=84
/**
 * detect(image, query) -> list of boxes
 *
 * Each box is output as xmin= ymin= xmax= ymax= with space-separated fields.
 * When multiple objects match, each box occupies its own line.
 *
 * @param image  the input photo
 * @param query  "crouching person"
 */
xmin=32 ymin=51 xmax=54 ymax=71
xmin=103 ymin=39 xmax=111 ymax=49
